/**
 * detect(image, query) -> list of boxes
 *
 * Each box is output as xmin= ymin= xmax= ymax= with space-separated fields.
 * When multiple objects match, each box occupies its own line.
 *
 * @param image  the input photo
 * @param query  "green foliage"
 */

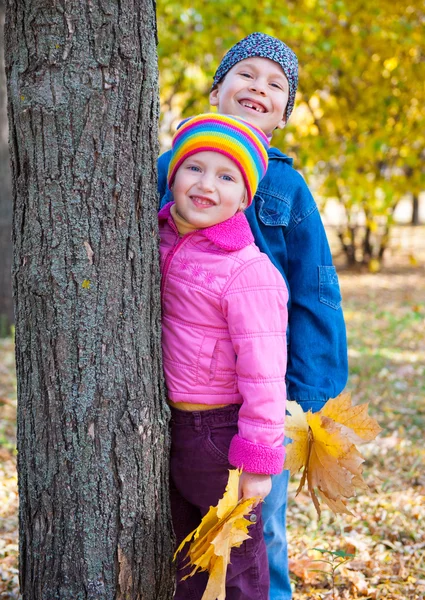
xmin=157 ymin=1 xmax=425 ymax=265
xmin=310 ymin=548 xmax=355 ymax=599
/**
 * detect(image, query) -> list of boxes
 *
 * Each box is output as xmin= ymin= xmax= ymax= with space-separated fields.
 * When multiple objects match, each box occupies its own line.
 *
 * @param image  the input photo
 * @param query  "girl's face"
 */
xmin=209 ymin=57 xmax=289 ymax=137
xmin=172 ymin=151 xmax=247 ymax=229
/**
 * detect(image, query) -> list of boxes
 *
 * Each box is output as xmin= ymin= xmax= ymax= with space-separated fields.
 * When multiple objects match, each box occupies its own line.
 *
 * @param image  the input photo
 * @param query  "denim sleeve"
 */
xmin=285 ymin=206 xmax=348 ymax=406
xmin=157 ymin=150 xmax=173 ymax=209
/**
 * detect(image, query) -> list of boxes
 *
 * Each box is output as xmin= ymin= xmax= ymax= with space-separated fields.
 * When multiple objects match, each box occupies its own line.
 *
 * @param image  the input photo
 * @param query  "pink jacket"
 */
xmin=159 ymin=202 xmax=289 ymax=474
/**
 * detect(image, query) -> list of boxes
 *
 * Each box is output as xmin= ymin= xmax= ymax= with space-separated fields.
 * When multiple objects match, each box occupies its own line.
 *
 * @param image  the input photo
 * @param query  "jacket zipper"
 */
xmin=161 ymin=226 xmax=196 ymax=296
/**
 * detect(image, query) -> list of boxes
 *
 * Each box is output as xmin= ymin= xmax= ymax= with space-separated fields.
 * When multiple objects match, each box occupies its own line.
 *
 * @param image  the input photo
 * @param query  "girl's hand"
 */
xmin=239 ymin=472 xmax=272 ymax=505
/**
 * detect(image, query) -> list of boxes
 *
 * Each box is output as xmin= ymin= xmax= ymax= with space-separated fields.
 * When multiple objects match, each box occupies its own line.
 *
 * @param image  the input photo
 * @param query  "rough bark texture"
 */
xmin=0 ymin=0 xmax=13 ymax=336
xmin=5 ymin=1 xmax=174 ymax=598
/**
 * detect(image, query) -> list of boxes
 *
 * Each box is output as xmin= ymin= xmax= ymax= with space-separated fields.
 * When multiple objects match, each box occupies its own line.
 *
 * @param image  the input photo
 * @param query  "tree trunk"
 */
xmin=337 ymin=226 xmax=356 ymax=267
xmin=5 ymin=1 xmax=174 ymax=599
xmin=0 ymin=0 xmax=13 ymax=336
xmin=411 ymin=193 xmax=419 ymax=226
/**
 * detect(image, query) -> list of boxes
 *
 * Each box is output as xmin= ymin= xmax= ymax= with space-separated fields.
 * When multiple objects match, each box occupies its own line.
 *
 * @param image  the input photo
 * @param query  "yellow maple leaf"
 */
xmin=174 ymin=469 xmax=259 ymax=600
xmin=316 ymin=489 xmax=353 ymax=516
xmin=321 ymin=392 xmax=382 ymax=442
xmin=175 ymin=469 xmax=242 ymax=562
xmin=284 ymin=401 xmax=310 ymax=474
xmin=217 ymin=468 xmax=240 ymax=518
xmin=285 ymin=393 xmax=381 ymax=517
xmin=202 ymin=555 xmax=227 ymax=600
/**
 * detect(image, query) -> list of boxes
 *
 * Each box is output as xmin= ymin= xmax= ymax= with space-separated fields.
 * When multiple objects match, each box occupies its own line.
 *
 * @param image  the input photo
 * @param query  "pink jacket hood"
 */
xmin=159 ymin=202 xmax=288 ymax=474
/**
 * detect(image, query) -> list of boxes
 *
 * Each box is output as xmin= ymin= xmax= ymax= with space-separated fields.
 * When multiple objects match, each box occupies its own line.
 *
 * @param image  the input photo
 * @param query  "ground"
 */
xmin=1 ymin=263 xmax=424 ymax=599
xmin=289 ymin=266 xmax=425 ymax=600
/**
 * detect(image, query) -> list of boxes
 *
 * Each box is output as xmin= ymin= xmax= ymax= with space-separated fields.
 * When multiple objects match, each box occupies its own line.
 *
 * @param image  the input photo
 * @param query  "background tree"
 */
xmin=156 ymin=0 xmax=425 ymax=267
xmin=5 ymin=1 xmax=174 ymax=598
xmin=0 ymin=0 xmax=13 ymax=336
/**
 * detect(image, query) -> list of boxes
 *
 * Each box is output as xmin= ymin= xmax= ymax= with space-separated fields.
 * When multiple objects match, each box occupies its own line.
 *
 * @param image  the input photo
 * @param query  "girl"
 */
xmin=159 ymin=113 xmax=288 ymax=600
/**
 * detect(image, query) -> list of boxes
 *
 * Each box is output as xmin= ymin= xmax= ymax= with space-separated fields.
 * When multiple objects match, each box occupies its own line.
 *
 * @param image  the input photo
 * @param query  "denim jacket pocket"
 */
xmin=318 ymin=266 xmax=342 ymax=310
xmin=256 ymin=192 xmax=290 ymax=227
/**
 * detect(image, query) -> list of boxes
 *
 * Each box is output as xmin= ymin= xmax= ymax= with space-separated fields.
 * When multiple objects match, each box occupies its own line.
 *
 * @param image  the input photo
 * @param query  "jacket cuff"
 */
xmin=228 ymin=434 xmax=285 ymax=475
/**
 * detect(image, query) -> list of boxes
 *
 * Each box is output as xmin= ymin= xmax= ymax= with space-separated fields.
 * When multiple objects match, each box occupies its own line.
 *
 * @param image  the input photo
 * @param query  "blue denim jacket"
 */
xmin=157 ymin=146 xmax=348 ymax=404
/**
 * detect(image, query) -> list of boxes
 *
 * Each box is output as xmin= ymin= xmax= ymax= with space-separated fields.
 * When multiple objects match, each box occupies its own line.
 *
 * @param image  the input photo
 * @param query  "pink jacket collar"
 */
xmin=158 ymin=202 xmax=254 ymax=251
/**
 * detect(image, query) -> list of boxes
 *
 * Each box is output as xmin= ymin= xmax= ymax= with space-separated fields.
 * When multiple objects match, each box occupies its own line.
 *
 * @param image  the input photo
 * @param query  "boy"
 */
xmin=158 ymin=33 xmax=348 ymax=600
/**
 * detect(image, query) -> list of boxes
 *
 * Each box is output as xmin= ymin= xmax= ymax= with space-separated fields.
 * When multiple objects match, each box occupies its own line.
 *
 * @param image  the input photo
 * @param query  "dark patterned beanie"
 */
xmin=212 ymin=32 xmax=298 ymax=122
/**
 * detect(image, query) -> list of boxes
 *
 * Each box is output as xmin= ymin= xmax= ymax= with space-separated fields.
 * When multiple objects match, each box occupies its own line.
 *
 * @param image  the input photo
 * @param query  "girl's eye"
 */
xmin=240 ymin=72 xmax=253 ymax=79
xmin=220 ymin=174 xmax=234 ymax=182
xmin=270 ymin=82 xmax=284 ymax=90
xmin=187 ymin=165 xmax=201 ymax=172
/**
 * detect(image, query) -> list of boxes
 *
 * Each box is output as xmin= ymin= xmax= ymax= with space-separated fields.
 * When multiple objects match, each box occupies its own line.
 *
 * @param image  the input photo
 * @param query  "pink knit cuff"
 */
xmin=228 ymin=434 xmax=285 ymax=475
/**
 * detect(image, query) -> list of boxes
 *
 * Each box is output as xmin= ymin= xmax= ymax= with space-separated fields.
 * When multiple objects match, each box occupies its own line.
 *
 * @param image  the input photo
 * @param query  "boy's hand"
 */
xmin=239 ymin=472 xmax=272 ymax=505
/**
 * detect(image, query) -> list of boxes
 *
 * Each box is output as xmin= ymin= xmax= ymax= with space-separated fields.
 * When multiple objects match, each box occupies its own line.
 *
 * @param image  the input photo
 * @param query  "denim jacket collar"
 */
xmin=268 ymin=146 xmax=294 ymax=166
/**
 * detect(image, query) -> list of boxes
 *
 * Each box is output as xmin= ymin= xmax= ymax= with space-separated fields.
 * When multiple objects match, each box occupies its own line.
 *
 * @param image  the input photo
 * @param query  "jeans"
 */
xmin=262 ymin=469 xmax=291 ymax=599
xmin=263 ymin=400 xmax=326 ymax=600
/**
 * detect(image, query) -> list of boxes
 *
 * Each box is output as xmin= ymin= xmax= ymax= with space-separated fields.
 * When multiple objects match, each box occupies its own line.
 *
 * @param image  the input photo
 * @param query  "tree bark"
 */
xmin=5 ymin=1 xmax=174 ymax=598
xmin=0 ymin=0 xmax=13 ymax=336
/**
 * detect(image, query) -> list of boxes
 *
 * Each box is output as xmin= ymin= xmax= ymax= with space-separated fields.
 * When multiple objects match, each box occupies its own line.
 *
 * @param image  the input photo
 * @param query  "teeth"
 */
xmin=241 ymin=101 xmax=265 ymax=113
xmin=193 ymin=197 xmax=213 ymax=205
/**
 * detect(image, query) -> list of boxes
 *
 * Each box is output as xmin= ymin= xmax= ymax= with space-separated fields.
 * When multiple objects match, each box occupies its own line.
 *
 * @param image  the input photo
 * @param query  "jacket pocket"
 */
xmin=256 ymin=191 xmax=290 ymax=227
xmin=318 ymin=266 xmax=342 ymax=310
xmin=196 ymin=335 xmax=218 ymax=385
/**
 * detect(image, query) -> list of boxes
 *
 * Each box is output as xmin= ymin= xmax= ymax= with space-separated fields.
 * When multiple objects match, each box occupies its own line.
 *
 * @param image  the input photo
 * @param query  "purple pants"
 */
xmin=170 ymin=404 xmax=270 ymax=600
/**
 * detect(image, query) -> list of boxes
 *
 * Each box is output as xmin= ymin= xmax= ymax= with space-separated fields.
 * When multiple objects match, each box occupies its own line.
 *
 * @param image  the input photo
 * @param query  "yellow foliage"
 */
xmin=174 ymin=469 xmax=259 ymax=600
xmin=408 ymin=254 xmax=419 ymax=267
xmin=384 ymin=57 xmax=398 ymax=71
xmin=368 ymin=259 xmax=381 ymax=273
xmin=157 ymin=0 xmax=425 ymax=264
xmin=285 ymin=393 xmax=381 ymax=517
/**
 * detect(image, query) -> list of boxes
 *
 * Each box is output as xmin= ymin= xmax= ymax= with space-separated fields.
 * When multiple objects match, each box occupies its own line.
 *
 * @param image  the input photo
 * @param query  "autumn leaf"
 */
xmin=174 ymin=469 xmax=259 ymax=600
xmin=321 ymin=392 xmax=382 ymax=442
xmin=285 ymin=393 xmax=381 ymax=517
xmin=284 ymin=401 xmax=310 ymax=474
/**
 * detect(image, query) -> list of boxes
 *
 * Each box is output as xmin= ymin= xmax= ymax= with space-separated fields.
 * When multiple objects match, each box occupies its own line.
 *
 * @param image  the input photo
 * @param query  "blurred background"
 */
xmin=156 ymin=0 xmax=425 ymax=269
xmin=1 ymin=0 xmax=425 ymax=334
xmin=1 ymin=2 xmax=424 ymax=599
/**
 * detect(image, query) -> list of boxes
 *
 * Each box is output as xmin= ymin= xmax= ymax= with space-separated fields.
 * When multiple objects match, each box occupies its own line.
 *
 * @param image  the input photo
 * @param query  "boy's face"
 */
xmin=172 ymin=151 xmax=247 ymax=229
xmin=210 ymin=57 xmax=289 ymax=137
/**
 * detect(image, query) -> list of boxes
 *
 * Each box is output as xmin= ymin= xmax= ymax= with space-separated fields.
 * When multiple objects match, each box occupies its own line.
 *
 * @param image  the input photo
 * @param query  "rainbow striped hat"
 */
xmin=167 ymin=113 xmax=269 ymax=206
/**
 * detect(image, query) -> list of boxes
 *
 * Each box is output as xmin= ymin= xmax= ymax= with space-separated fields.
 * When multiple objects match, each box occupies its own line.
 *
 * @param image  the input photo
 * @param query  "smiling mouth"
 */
xmin=239 ymin=99 xmax=267 ymax=113
xmin=191 ymin=196 xmax=215 ymax=207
